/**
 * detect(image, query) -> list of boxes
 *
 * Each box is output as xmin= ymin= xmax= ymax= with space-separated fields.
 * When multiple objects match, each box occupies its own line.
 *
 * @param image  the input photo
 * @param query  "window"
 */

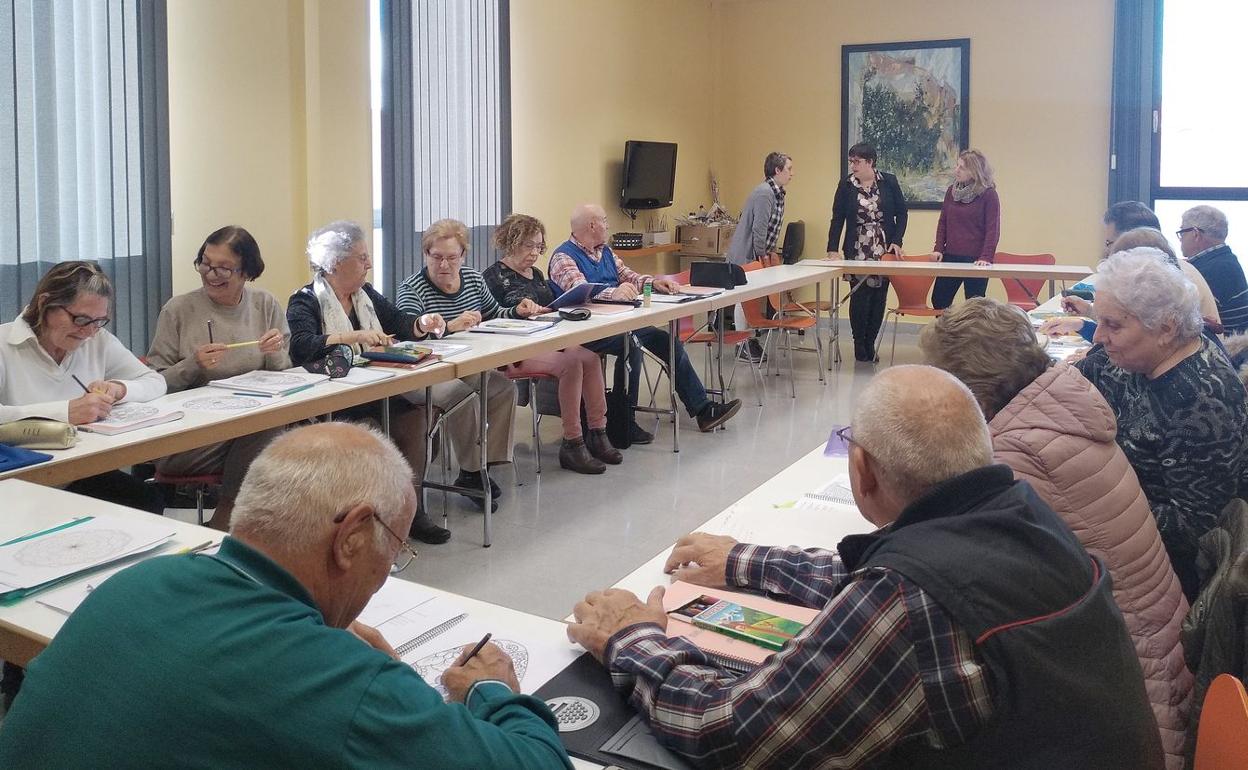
xmin=1153 ymin=0 xmax=1248 ymax=264
xmin=374 ymin=0 xmax=511 ymax=297
xmin=0 ymin=0 xmax=171 ymax=352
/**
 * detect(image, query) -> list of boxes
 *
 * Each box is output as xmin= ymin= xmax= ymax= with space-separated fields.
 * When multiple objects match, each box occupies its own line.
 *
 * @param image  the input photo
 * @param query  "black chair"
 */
xmin=780 ymin=220 xmax=805 ymax=264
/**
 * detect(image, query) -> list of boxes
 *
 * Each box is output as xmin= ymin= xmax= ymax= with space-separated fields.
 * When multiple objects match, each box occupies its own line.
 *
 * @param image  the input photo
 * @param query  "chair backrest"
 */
xmin=1196 ymin=674 xmax=1248 ymax=769
xmin=882 ymin=251 xmax=939 ymax=309
xmin=741 ymin=258 xmax=773 ymax=325
xmin=780 ymin=220 xmax=805 ymax=264
xmin=994 ymin=252 xmax=1056 ymax=308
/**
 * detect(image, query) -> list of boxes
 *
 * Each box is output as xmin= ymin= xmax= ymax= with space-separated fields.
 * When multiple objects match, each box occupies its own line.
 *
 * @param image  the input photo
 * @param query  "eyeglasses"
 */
xmin=1176 ymin=227 xmax=1200 ymax=238
xmin=835 ymin=425 xmax=856 ymax=446
xmin=426 ymin=252 xmax=464 ymax=265
xmin=58 ymin=306 xmax=110 ymax=329
xmin=195 ymin=259 xmax=243 ymax=279
xmin=521 ymin=240 xmax=546 ymax=253
xmin=333 ymin=509 xmax=419 ymax=573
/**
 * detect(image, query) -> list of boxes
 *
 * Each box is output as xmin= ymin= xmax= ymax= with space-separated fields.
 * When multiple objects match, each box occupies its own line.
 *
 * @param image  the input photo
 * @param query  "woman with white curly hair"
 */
xmin=1075 ymin=247 xmax=1248 ymax=601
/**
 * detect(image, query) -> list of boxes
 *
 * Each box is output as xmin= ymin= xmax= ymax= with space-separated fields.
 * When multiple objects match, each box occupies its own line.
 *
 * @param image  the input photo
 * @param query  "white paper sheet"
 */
xmin=0 ymin=516 xmax=176 ymax=590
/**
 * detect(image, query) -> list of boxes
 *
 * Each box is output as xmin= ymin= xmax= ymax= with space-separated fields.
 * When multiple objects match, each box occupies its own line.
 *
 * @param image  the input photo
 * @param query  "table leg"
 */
xmin=479 ymin=371 xmax=491 ymax=548
xmin=716 ymin=307 xmax=726 ymax=400
xmin=830 ymin=276 xmax=842 ymax=367
xmin=815 ymin=282 xmax=825 ymax=383
xmin=381 ymin=397 xmax=390 ymax=435
xmin=669 ymin=319 xmax=679 ymax=453
xmin=422 ymin=386 xmax=436 ymax=528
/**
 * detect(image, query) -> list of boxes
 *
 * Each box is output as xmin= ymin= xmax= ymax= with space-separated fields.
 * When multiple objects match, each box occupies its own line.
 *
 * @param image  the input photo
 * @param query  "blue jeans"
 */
xmin=582 ymin=328 xmax=710 ymax=417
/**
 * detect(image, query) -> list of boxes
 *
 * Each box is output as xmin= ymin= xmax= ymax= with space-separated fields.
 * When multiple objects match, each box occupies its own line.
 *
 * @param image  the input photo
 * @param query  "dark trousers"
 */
xmin=582 ymin=329 xmax=710 ymax=417
xmin=931 ymin=253 xmax=988 ymax=309
xmin=65 ymin=470 xmax=165 ymax=514
xmin=849 ymin=279 xmax=890 ymax=356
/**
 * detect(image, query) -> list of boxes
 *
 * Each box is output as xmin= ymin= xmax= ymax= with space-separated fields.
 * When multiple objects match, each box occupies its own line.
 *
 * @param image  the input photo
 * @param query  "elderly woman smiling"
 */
xmin=146 ymin=226 xmax=290 ymax=530
xmin=1075 ymin=248 xmax=1248 ymax=602
xmin=286 ymin=220 xmax=451 ymax=545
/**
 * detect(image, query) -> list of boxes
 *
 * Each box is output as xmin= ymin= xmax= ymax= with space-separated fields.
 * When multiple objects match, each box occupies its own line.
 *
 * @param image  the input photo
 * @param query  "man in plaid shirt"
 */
xmin=725 ymin=152 xmax=793 ymax=362
xmin=568 ymin=366 xmax=1162 ymax=769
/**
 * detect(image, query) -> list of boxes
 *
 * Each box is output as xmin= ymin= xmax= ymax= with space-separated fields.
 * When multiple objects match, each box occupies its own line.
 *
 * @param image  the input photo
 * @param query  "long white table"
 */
xmin=0 ymin=264 xmax=841 ymax=549
xmin=794 ymin=258 xmax=1094 ymax=366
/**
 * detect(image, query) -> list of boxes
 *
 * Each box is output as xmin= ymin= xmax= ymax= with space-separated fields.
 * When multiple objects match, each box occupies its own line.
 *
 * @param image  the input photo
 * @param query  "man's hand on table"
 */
xmin=567 ymin=587 xmax=667 ymax=663
xmin=443 ymin=642 xmax=522 ymax=701
xmin=663 ymin=532 xmax=738 ymax=587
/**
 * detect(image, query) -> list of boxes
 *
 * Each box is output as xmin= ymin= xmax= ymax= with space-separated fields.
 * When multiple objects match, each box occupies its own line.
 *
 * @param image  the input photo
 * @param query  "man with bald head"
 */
xmin=549 ymin=204 xmax=741 ymax=440
xmin=0 ymin=423 xmax=571 ymax=768
xmin=567 ymin=366 xmax=1162 ymax=768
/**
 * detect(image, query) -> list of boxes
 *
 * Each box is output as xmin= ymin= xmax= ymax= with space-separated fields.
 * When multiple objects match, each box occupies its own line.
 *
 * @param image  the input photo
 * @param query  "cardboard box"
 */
xmin=677 ymin=224 xmax=735 ymax=256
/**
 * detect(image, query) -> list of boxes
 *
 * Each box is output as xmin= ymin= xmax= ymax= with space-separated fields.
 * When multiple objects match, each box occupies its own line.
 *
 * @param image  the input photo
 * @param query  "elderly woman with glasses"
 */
xmin=482 ymin=213 xmax=621 ymax=475
xmin=286 ymin=219 xmax=451 ymax=545
xmin=0 ymin=260 xmax=166 ymax=512
xmin=145 ymin=226 xmax=290 ymax=530
xmin=921 ymin=297 xmax=1193 ymax=764
xmin=396 ymin=218 xmax=540 ymax=502
xmin=1074 ymin=248 xmax=1248 ymax=603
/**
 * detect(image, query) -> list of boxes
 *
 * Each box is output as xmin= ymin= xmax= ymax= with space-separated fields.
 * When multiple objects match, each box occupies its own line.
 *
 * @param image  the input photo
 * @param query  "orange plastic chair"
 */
xmin=994 ymin=252 xmax=1056 ymax=311
xmin=880 ymin=251 xmax=943 ymax=364
xmin=742 ymin=257 xmax=822 ymax=397
xmin=1195 ymin=674 xmax=1248 ymax=769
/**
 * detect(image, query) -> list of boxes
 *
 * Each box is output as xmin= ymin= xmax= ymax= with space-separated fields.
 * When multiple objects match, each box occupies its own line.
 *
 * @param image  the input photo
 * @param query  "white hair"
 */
xmin=570 ymin=204 xmax=604 ymax=233
xmin=852 ymin=365 xmax=993 ymax=503
xmin=1182 ymin=205 xmax=1229 ymax=242
xmin=1097 ymin=247 xmax=1203 ymax=341
xmin=230 ymin=423 xmax=414 ymax=552
xmin=307 ymin=220 xmax=367 ymax=275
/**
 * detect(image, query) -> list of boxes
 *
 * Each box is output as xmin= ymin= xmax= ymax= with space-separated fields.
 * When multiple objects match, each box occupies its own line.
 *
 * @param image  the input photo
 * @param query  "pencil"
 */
xmin=207 ymin=319 xmax=214 ymax=343
xmin=223 ymin=340 xmax=261 ymax=349
xmin=71 ymin=374 xmax=91 ymax=394
xmin=462 ymin=632 xmax=492 ymax=664
xmin=177 ymin=540 xmax=215 ymax=555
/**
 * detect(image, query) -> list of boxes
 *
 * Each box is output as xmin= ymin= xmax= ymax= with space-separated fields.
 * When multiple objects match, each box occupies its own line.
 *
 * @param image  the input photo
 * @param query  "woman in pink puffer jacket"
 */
xmin=922 ymin=298 xmax=1193 ymax=768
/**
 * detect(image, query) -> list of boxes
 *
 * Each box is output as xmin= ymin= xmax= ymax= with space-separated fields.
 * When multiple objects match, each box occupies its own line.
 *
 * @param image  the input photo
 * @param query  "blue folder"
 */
xmin=0 ymin=443 xmax=52 ymax=473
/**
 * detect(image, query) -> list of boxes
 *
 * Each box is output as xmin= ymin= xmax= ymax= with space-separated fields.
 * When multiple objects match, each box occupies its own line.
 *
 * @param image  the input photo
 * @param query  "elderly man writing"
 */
xmin=0 ymin=423 xmax=571 ymax=769
xmin=567 ymin=366 xmax=1162 ymax=769
xmin=549 ymin=203 xmax=741 ymax=439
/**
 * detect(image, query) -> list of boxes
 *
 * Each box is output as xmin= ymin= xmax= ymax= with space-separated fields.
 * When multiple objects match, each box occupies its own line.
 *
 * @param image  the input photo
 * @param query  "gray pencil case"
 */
xmin=0 ymin=418 xmax=79 ymax=449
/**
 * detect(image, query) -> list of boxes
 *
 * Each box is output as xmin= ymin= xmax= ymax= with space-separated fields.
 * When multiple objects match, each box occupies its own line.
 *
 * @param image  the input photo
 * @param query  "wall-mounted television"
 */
xmin=620 ymin=140 xmax=677 ymax=210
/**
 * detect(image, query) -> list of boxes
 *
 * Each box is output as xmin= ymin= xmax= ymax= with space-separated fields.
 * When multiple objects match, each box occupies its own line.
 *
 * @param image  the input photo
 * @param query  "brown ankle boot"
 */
xmin=586 ymin=428 xmax=623 ymax=465
xmin=560 ymin=437 xmax=606 ymax=474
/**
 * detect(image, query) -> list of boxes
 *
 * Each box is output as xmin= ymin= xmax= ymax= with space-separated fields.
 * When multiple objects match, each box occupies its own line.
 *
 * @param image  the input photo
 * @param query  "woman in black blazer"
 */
xmin=826 ymin=143 xmax=908 ymax=362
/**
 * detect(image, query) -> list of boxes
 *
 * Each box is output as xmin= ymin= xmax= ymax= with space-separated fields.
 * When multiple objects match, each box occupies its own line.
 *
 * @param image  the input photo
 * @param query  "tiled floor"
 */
xmin=166 ymin=328 xmax=927 ymax=622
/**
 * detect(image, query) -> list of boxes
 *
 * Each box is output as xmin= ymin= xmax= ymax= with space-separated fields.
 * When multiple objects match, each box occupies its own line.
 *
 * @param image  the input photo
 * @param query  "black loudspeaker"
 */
xmin=780 ymin=220 xmax=805 ymax=264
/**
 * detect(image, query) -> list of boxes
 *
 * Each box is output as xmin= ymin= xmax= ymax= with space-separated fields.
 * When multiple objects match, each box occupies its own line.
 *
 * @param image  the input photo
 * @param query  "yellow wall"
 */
xmin=510 ymin=0 xmax=715 ymax=273
xmin=167 ymin=0 xmax=371 ymax=300
xmin=165 ymin=0 xmax=1112 ymax=305
xmin=711 ymin=0 xmax=1114 ymax=275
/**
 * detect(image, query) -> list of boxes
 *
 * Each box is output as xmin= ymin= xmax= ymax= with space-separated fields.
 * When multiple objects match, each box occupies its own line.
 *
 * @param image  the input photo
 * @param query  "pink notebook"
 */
xmin=663 ymin=580 xmax=821 ymax=672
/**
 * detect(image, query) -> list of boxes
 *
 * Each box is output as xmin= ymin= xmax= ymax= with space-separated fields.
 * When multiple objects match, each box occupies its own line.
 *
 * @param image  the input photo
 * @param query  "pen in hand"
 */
xmin=460 ymin=633 xmax=492 ymax=665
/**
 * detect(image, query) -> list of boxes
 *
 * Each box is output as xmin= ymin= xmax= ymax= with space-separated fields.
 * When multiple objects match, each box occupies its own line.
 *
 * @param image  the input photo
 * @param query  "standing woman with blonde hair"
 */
xmin=931 ymin=149 xmax=1001 ymax=309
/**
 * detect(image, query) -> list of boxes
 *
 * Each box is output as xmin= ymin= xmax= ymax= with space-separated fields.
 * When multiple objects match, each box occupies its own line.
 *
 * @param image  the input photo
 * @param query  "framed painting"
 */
xmin=841 ymin=38 xmax=970 ymax=209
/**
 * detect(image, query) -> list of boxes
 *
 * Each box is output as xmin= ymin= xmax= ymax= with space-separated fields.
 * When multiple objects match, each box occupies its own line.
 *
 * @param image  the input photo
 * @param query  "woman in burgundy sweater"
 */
xmin=931 ymin=149 xmax=1001 ymax=309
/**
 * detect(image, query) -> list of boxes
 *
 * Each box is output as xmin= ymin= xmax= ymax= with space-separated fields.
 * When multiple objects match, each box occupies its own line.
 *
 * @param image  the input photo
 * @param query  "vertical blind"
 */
xmin=379 ymin=0 xmax=511 ymax=295
xmin=0 ymin=0 xmax=171 ymax=352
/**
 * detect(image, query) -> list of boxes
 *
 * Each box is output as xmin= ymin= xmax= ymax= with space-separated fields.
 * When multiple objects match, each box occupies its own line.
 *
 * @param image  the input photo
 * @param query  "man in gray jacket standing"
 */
xmin=725 ymin=152 xmax=792 ymax=361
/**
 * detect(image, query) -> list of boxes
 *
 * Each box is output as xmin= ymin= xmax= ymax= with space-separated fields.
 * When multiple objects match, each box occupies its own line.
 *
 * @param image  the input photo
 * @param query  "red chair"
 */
xmin=881 ymin=251 xmax=943 ymax=364
xmin=1195 ymin=674 xmax=1248 ymax=769
xmin=741 ymin=258 xmax=822 ymax=397
xmin=994 ymin=252 xmax=1056 ymax=311
xmin=153 ymin=470 xmax=222 ymax=526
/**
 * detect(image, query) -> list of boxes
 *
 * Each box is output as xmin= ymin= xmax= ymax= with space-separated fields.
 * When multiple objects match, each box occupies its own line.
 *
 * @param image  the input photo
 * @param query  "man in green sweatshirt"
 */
xmin=0 ymin=422 xmax=570 ymax=769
